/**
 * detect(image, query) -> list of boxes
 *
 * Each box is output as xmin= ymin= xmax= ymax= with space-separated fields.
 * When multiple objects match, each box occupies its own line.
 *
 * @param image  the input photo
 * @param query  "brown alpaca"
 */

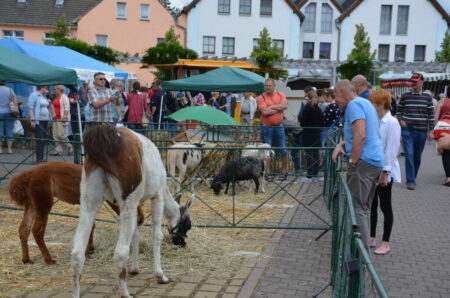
xmin=8 ymin=161 xmax=144 ymax=264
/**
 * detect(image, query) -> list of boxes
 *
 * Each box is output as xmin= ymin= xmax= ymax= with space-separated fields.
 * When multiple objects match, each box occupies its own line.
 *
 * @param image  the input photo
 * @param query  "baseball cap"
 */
xmin=411 ymin=73 xmax=424 ymax=82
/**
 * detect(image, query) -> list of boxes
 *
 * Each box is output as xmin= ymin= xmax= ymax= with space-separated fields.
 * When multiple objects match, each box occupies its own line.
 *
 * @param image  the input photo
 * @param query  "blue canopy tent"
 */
xmin=0 ymin=38 xmax=128 ymax=81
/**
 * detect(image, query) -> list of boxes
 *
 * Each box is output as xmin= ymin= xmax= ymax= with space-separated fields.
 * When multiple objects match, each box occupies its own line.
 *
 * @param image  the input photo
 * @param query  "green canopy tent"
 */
xmin=165 ymin=106 xmax=240 ymax=125
xmin=162 ymin=66 xmax=265 ymax=93
xmin=0 ymin=46 xmax=77 ymax=85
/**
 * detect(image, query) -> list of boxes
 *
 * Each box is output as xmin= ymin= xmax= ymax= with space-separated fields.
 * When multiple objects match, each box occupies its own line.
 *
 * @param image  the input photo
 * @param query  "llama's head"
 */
xmin=169 ymin=194 xmax=195 ymax=247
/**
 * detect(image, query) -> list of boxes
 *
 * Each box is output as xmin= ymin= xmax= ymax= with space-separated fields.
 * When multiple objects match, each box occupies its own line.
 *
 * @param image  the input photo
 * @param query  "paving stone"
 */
xmin=224 ymin=286 xmax=241 ymax=294
xmin=199 ymin=284 xmax=223 ymax=292
xmin=24 ymin=292 xmax=52 ymax=298
xmin=193 ymin=292 xmax=219 ymax=298
xmin=172 ymin=282 xmax=198 ymax=290
xmin=140 ymin=287 xmax=167 ymax=296
xmin=204 ymin=278 xmax=226 ymax=285
xmin=221 ymin=294 xmax=236 ymax=298
xmin=180 ymin=275 xmax=205 ymax=283
xmin=88 ymin=285 xmax=114 ymax=293
xmin=229 ymin=279 xmax=245 ymax=286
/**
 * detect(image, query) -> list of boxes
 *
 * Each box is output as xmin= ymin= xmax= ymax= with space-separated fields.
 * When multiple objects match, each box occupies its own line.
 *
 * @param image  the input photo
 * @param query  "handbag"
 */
xmin=141 ymin=94 xmax=152 ymax=128
xmin=9 ymin=89 xmax=19 ymax=117
xmin=13 ymin=120 xmax=24 ymax=135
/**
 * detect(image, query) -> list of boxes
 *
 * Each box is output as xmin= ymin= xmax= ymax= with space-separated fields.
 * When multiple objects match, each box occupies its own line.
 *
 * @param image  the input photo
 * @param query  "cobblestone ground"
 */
xmin=248 ymin=142 xmax=450 ymax=298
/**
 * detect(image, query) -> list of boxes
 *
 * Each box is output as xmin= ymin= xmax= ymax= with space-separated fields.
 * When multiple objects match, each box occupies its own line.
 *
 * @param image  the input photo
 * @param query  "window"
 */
xmin=55 ymin=0 xmax=64 ymax=7
xmin=303 ymin=42 xmax=314 ymax=59
xmin=273 ymin=39 xmax=284 ymax=55
xmin=414 ymin=45 xmax=426 ymax=62
xmin=157 ymin=38 xmax=165 ymax=44
xmin=321 ymin=4 xmax=332 ymax=33
xmin=17 ymin=0 xmax=26 ymax=3
xmin=96 ymin=34 xmax=108 ymax=46
xmin=203 ymin=36 xmax=215 ymax=54
xmin=117 ymin=2 xmax=127 ymax=19
xmin=304 ymin=3 xmax=316 ymax=32
xmin=378 ymin=44 xmax=390 ymax=62
xmin=379 ymin=5 xmax=392 ymax=34
xmin=218 ymin=0 xmax=230 ymax=14
xmin=394 ymin=45 xmax=406 ymax=62
xmin=396 ymin=5 xmax=409 ymax=35
xmin=44 ymin=32 xmax=55 ymax=42
xmin=319 ymin=43 xmax=331 ymax=59
xmin=253 ymin=38 xmax=259 ymax=48
xmin=140 ymin=4 xmax=149 ymax=20
xmin=3 ymin=30 xmax=24 ymax=40
xmin=222 ymin=37 xmax=235 ymax=55
xmin=239 ymin=0 xmax=251 ymax=15
xmin=260 ymin=0 xmax=272 ymax=16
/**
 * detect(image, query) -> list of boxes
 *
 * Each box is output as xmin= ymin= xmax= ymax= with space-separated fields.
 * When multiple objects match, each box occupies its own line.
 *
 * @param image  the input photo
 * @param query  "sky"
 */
xmin=171 ymin=0 xmax=190 ymax=9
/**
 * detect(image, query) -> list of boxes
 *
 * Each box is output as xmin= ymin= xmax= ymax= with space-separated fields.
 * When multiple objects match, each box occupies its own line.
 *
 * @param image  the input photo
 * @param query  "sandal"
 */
xmin=442 ymin=181 xmax=450 ymax=187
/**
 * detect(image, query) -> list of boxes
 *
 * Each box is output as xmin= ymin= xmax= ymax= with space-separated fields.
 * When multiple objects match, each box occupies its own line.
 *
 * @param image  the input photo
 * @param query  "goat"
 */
xmin=211 ymin=156 xmax=265 ymax=195
xmin=71 ymin=125 xmax=194 ymax=298
xmin=167 ymin=142 xmax=203 ymax=193
xmin=8 ymin=161 xmax=144 ymax=265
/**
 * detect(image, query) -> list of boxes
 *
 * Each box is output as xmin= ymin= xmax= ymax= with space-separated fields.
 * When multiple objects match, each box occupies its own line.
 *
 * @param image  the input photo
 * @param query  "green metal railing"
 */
xmin=0 ymin=120 xmax=388 ymax=296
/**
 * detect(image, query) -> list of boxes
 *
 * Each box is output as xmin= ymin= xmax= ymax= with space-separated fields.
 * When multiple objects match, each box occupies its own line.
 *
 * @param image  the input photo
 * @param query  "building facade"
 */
xmin=337 ymin=0 xmax=450 ymax=62
xmin=179 ymin=0 xmax=304 ymax=59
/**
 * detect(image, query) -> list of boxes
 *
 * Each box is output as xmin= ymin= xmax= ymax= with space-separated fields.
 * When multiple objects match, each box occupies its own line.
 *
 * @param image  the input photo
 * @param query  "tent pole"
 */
xmin=158 ymin=94 xmax=164 ymax=130
xmin=76 ymin=99 xmax=84 ymax=164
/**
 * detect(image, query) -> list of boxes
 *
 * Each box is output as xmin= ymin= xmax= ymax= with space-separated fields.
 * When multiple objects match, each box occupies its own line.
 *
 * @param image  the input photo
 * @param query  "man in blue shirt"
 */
xmin=332 ymin=80 xmax=383 ymax=247
xmin=352 ymin=75 xmax=371 ymax=99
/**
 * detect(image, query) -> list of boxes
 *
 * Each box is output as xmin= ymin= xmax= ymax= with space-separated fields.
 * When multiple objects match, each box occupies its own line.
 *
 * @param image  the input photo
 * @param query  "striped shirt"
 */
xmin=396 ymin=92 xmax=434 ymax=131
xmin=88 ymin=86 xmax=113 ymax=122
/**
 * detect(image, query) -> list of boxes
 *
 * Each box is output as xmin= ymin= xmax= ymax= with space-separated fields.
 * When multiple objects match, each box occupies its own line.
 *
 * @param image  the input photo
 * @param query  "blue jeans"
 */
xmin=0 ymin=113 xmax=14 ymax=142
xmin=401 ymin=127 xmax=427 ymax=185
xmin=261 ymin=124 xmax=287 ymax=155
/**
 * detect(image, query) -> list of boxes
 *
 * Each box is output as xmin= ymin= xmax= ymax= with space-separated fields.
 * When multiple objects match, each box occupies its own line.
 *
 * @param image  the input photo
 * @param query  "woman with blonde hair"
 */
xmin=300 ymin=90 xmax=324 ymax=182
xmin=50 ymin=85 xmax=73 ymax=156
xmin=368 ymin=90 xmax=401 ymax=255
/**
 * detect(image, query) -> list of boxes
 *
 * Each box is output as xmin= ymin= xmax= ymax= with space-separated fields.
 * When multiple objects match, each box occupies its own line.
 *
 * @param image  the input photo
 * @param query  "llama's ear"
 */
xmin=174 ymin=193 xmax=182 ymax=204
xmin=185 ymin=194 xmax=195 ymax=209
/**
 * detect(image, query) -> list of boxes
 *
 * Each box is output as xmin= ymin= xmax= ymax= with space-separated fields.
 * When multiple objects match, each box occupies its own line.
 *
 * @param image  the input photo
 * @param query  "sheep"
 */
xmin=167 ymin=142 xmax=203 ymax=193
xmin=211 ymin=156 xmax=265 ymax=195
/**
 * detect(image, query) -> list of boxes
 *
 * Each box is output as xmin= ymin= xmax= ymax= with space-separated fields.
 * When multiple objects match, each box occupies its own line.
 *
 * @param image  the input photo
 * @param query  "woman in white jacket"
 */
xmin=239 ymin=92 xmax=257 ymax=125
xmin=51 ymin=85 xmax=73 ymax=156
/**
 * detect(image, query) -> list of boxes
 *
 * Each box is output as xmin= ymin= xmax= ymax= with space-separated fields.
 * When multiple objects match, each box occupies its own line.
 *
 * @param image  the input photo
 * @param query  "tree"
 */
xmin=46 ymin=14 xmax=120 ymax=64
xmin=45 ymin=14 xmax=70 ymax=44
xmin=142 ymin=26 xmax=198 ymax=80
xmin=158 ymin=0 xmax=181 ymax=17
xmin=336 ymin=24 xmax=376 ymax=80
xmin=251 ymin=27 xmax=282 ymax=72
xmin=435 ymin=32 xmax=450 ymax=63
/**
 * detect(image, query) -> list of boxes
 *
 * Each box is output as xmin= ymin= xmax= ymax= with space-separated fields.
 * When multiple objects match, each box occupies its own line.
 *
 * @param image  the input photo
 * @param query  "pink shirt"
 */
xmin=126 ymin=92 xmax=148 ymax=123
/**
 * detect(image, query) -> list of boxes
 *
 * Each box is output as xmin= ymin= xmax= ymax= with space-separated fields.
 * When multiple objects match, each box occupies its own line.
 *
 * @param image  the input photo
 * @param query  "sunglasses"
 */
xmin=96 ymin=78 xmax=106 ymax=81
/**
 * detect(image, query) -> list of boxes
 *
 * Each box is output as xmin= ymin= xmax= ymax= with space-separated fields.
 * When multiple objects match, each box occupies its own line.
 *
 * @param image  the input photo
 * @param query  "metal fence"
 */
xmin=0 ymin=119 xmax=389 ymax=297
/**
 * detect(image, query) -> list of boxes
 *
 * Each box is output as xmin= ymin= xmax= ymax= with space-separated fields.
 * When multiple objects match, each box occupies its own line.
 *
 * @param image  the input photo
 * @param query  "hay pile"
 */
xmin=0 ymin=180 xmax=297 ymax=296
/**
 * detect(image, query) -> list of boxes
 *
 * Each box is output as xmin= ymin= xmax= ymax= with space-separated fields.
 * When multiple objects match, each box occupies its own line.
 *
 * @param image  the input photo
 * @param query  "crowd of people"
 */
xmin=1 ymin=72 xmax=450 ymax=256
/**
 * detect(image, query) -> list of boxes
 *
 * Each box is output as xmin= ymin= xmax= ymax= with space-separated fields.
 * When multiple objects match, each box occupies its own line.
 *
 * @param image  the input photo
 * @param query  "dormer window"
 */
xmin=55 ymin=0 xmax=64 ymax=7
xmin=17 ymin=0 xmax=26 ymax=5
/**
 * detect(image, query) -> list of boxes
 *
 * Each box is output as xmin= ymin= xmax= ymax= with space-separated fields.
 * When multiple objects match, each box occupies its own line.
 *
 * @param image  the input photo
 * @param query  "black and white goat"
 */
xmin=211 ymin=156 xmax=265 ymax=195
xmin=167 ymin=142 xmax=203 ymax=193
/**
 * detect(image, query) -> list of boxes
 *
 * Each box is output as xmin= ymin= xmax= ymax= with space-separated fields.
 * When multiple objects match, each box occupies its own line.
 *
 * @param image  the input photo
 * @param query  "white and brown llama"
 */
xmin=71 ymin=125 xmax=194 ymax=298
xmin=8 ymin=161 xmax=145 ymax=265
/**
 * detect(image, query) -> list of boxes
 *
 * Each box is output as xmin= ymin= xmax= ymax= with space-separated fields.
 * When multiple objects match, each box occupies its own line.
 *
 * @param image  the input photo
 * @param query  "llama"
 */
xmin=71 ymin=125 xmax=195 ymax=298
xmin=8 ymin=161 xmax=144 ymax=265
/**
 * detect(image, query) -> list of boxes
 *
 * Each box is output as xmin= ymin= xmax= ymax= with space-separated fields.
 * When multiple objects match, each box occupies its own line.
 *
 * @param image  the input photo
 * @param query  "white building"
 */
xmin=336 ymin=0 xmax=450 ymax=62
xmin=298 ymin=0 xmax=343 ymax=61
xmin=179 ymin=0 xmax=304 ymax=59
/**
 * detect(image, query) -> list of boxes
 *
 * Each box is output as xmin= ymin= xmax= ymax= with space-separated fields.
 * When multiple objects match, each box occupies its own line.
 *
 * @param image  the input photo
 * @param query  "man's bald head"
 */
xmin=351 ymin=75 xmax=369 ymax=94
xmin=334 ymin=80 xmax=357 ymax=109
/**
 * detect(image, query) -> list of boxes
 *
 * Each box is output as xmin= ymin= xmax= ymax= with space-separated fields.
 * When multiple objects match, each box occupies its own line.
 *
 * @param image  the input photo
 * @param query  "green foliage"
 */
xmin=46 ymin=14 xmax=120 ymax=64
xmin=251 ymin=27 xmax=281 ymax=70
xmin=142 ymin=26 xmax=198 ymax=80
xmin=336 ymin=24 xmax=376 ymax=80
xmin=158 ymin=0 xmax=181 ymax=17
xmin=45 ymin=14 xmax=70 ymax=44
xmin=435 ymin=32 xmax=450 ymax=63
xmin=56 ymin=38 xmax=120 ymax=65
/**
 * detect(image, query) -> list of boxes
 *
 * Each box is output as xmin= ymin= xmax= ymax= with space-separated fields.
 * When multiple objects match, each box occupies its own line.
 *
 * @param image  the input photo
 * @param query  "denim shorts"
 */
xmin=261 ymin=124 xmax=287 ymax=155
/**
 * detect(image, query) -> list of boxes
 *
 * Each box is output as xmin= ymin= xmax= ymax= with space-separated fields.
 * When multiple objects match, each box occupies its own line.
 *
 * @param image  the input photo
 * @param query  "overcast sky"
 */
xmin=171 ymin=0 xmax=190 ymax=9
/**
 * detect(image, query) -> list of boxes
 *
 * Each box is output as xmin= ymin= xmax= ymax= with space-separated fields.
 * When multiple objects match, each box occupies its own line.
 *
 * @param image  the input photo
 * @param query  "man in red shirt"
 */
xmin=257 ymin=78 xmax=288 ymax=180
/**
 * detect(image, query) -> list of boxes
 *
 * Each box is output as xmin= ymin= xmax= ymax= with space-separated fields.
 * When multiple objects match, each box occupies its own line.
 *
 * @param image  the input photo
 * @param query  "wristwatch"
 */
xmin=349 ymin=158 xmax=358 ymax=168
